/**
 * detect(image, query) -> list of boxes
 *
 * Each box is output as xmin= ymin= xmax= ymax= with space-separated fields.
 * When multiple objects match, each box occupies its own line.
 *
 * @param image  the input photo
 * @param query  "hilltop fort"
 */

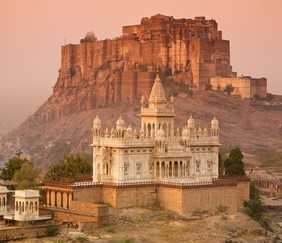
xmin=43 ymin=14 xmax=266 ymax=122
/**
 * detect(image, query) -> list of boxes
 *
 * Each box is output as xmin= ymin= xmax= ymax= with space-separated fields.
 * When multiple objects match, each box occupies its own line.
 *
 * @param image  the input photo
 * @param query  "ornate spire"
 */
xmin=149 ymin=73 xmax=167 ymax=104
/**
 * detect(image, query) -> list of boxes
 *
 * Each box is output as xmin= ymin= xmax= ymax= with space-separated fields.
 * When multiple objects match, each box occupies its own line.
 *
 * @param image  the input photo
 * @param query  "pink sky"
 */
xmin=0 ymin=0 xmax=281 ymax=132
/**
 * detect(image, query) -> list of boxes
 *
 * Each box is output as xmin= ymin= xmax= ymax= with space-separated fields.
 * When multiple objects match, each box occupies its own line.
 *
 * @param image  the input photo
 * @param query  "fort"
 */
xmin=41 ymin=14 xmax=266 ymax=122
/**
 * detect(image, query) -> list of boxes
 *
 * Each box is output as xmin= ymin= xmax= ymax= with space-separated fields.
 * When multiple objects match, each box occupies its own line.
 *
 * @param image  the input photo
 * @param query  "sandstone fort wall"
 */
xmin=210 ymin=76 xmax=267 ymax=98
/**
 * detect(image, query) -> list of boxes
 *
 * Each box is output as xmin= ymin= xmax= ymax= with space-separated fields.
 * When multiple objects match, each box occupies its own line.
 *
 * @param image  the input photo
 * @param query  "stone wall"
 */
xmin=73 ymin=187 xmax=102 ymax=204
xmin=181 ymin=185 xmax=238 ymax=214
xmin=158 ymin=180 xmax=250 ymax=215
xmin=115 ymin=185 xmax=157 ymax=208
xmin=51 ymin=204 xmax=108 ymax=226
xmin=0 ymin=224 xmax=60 ymax=242
xmin=157 ymin=186 xmax=183 ymax=214
xmin=43 ymin=178 xmax=249 ymax=223
xmin=210 ymin=76 xmax=267 ymax=98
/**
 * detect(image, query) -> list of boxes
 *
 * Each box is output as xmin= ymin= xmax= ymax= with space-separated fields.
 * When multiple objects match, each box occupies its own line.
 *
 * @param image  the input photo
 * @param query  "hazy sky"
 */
xmin=0 ymin=0 xmax=281 ymax=132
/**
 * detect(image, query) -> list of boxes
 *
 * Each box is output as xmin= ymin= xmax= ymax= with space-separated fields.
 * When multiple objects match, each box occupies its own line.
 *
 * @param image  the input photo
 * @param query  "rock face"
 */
xmin=41 ymin=14 xmax=233 ymax=122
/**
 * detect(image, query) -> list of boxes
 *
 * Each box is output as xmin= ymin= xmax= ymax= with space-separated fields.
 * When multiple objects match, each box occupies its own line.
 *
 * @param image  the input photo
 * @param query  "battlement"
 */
xmin=122 ymin=15 xmax=221 ymax=41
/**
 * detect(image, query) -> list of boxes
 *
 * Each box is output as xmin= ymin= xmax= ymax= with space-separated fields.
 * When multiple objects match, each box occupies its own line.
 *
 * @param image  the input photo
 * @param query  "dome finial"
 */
xmin=116 ymin=115 xmax=126 ymax=130
xmin=148 ymin=71 xmax=167 ymax=104
xmin=93 ymin=115 xmax=102 ymax=129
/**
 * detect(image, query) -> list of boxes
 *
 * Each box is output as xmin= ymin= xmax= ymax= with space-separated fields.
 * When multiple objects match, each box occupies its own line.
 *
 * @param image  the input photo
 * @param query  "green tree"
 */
xmin=0 ymin=154 xmax=28 ymax=181
xmin=224 ymin=147 xmax=245 ymax=176
xmin=44 ymin=154 xmax=92 ymax=182
xmin=12 ymin=162 xmax=39 ymax=189
xmin=224 ymin=84 xmax=234 ymax=95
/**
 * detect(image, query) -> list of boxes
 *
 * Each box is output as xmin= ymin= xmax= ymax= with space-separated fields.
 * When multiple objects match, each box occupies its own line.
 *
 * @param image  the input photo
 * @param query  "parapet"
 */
xmin=15 ymin=190 xmax=40 ymax=198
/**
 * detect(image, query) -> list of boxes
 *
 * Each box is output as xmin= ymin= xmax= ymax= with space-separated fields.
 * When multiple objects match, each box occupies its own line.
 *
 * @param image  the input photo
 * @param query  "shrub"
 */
xmin=216 ymin=205 xmax=228 ymax=213
xmin=243 ymin=184 xmax=272 ymax=231
xmin=224 ymin=84 xmax=234 ymax=95
xmin=105 ymin=225 xmax=116 ymax=233
xmin=205 ymin=83 xmax=212 ymax=91
xmin=75 ymin=235 xmax=89 ymax=243
xmin=46 ymin=224 xmax=59 ymax=236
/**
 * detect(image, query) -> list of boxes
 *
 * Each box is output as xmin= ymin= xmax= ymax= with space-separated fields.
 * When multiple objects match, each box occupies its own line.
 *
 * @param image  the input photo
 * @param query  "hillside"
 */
xmin=1 ymin=88 xmax=282 ymax=168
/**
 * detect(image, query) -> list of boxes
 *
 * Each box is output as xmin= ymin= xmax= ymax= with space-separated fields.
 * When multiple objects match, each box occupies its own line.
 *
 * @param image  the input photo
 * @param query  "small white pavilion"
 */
xmin=0 ymin=186 xmax=9 ymax=215
xmin=4 ymin=190 xmax=51 ymax=222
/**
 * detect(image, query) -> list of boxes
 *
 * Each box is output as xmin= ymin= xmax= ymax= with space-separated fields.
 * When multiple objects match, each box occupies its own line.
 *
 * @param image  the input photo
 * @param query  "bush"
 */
xmin=243 ymin=184 xmax=272 ymax=231
xmin=205 ymin=83 xmax=212 ymax=91
xmin=105 ymin=225 xmax=116 ymax=233
xmin=216 ymin=205 xmax=228 ymax=213
xmin=75 ymin=235 xmax=89 ymax=243
xmin=46 ymin=224 xmax=59 ymax=236
xmin=224 ymin=84 xmax=234 ymax=95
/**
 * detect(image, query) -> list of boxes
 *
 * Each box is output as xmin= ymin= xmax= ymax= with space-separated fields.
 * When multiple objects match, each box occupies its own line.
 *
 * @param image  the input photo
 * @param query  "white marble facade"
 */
xmin=92 ymin=74 xmax=220 ymax=184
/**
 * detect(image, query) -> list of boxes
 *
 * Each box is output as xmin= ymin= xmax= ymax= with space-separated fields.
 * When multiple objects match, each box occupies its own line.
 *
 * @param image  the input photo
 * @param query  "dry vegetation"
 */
xmin=14 ymin=207 xmax=281 ymax=243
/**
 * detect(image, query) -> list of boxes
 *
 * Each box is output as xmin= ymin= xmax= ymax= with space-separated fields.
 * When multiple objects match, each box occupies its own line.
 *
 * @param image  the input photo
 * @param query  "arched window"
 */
xmin=35 ymin=201 xmax=38 ymax=212
xmin=186 ymin=161 xmax=190 ymax=176
xmin=163 ymin=123 xmax=167 ymax=137
xmin=180 ymin=161 xmax=183 ymax=177
xmin=148 ymin=123 xmax=151 ymax=137
xmin=174 ymin=161 xmax=178 ymax=177
xmin=161 ymin=161 xmax=165 ymax=178
xmin=3 ymin=197 xmax=5 ymax=207
xmin=169 ymin=161 xmax=172 ymax=177
xmin=16 ymin=201 xmax=18 ymax=211
xmin=196 ymin=160 xmax=201 ymax=173
xmin=156 ymin=162 xmax=160 ymax=177
xmin=30 ymin=202 xmax=33 ymax=213
xmin=106 ymin=163 xmax=109 ymax=175
xmin=207 ymin=160 xmax=213 ymax=173
xmin=168 ymin=123 xmax=172 ymax=136
xmin=124 ymin=162 xmax=129 ymax=177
